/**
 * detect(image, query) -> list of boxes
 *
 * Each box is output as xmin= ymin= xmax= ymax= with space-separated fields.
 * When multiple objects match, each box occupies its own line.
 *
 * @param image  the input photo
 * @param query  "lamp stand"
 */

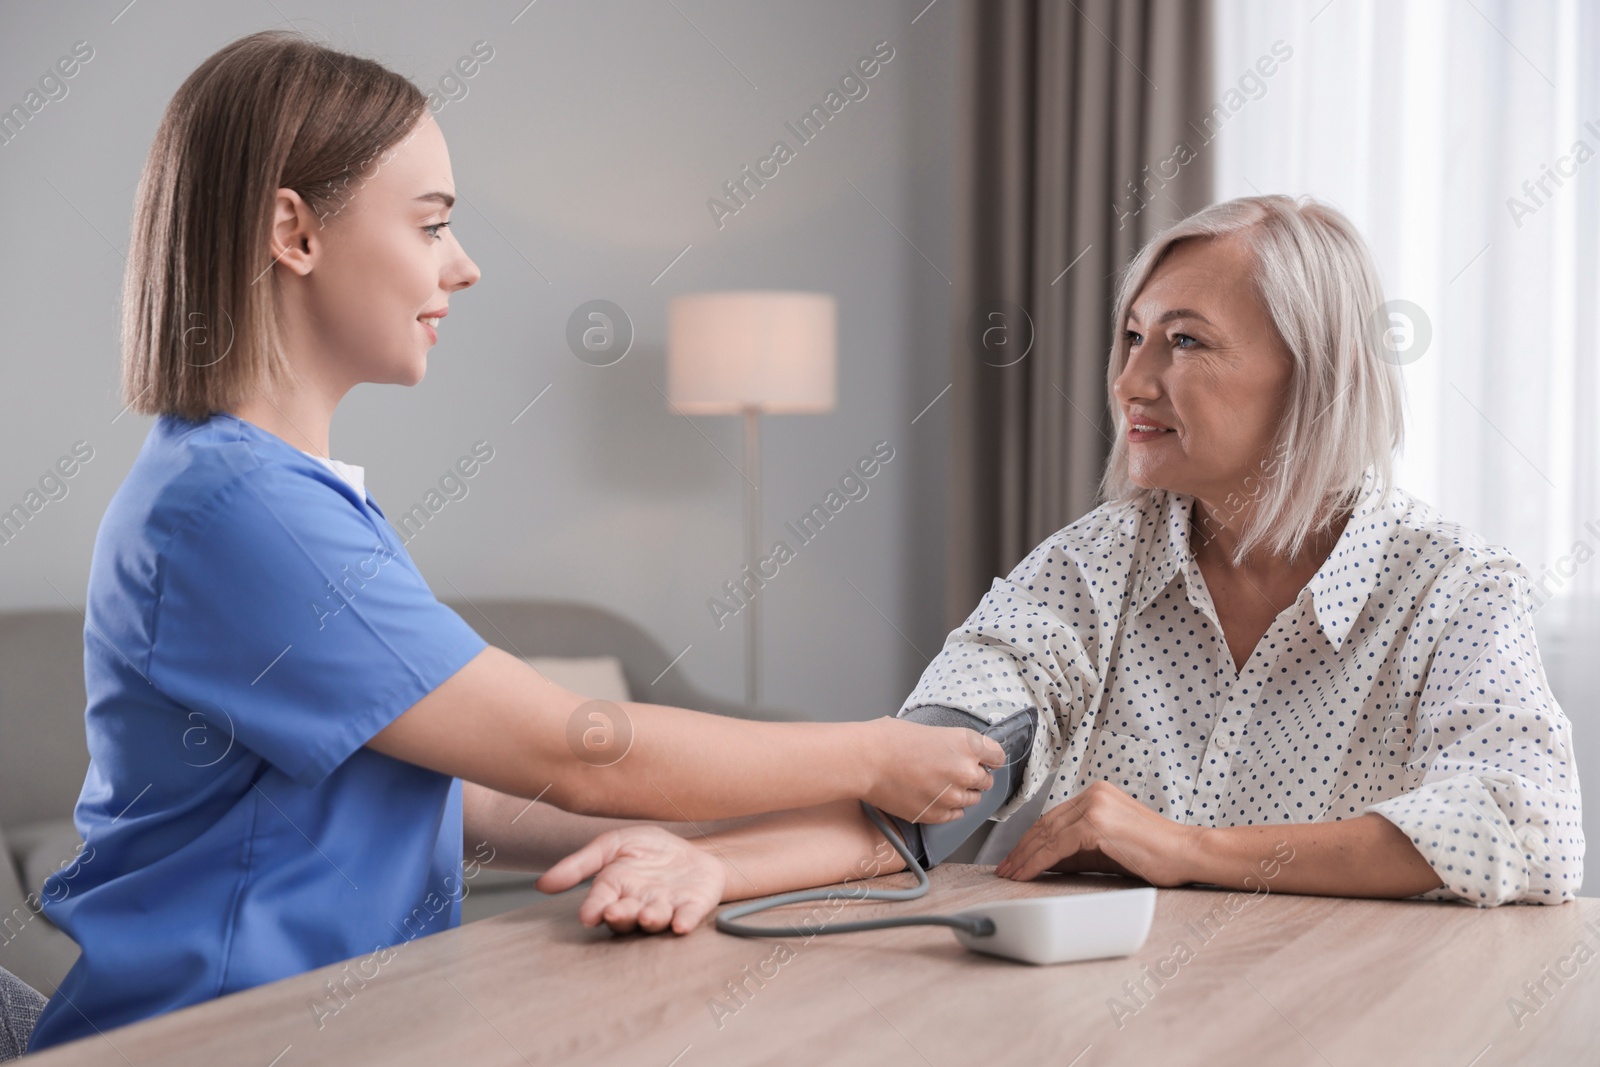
xmin=743 ymin=406 xmax=761 ymax=710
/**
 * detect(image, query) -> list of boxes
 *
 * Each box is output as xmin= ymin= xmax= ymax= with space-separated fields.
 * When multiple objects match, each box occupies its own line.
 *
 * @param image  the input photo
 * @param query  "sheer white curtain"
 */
xmin=1212 ymin=0 xmax=1599 ymax=891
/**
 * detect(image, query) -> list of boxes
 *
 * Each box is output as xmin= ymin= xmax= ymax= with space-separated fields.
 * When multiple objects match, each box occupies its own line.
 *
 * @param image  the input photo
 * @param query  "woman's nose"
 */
xmin=447 ymin=237 xmax=481 ymax=291
xmin=1113 ymin=346 xmax=1160 ymax=404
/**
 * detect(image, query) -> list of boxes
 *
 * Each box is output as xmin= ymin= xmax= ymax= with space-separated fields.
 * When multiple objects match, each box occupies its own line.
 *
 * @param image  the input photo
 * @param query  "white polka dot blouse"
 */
xmin=900 ymin=468 xmax=1583 ymax=906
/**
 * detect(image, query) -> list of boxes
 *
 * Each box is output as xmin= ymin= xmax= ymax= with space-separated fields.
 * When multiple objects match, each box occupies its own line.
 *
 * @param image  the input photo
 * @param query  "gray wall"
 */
xmin=0 ymin=0 xmax=959 ymax=722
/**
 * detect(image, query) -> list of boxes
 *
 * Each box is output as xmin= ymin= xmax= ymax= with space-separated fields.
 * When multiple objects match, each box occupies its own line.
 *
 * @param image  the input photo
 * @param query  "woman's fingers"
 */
xmin=575 ymin=877 xmax=622 ymax=927
xmin=997 ymin=796 xmax=1090 ymax=880
xmin=959 ymin=730 xmax=1006 ymax=780
xmin=872 ymin=719 xmax=1014 ymax=823
xmin=671 ymin=896 xmax=716 ymax=935
xmin=601 ymin=894 xmax=645 ymax=933
xmin=598 ymin=885 xmax=711 ymax=935
xmin=971 ymin=732 xmax=1007 ymax=768
xmin=635 ymin=894 xmax=675 ymax=933
xmin=556 ymin=826 xmax=726 ymax=936
xmin=993 ymin=782 xmax=1189 ymax=884
xmin=536 ymin=832 xmax=620 ymax=895
xmin=1002 ymin=820 xmax=1087 ymax=881
xmin=949 ymin=788 xmax=988 ymax=817
xmin=598 ymin=887 xmax=711 ymax=936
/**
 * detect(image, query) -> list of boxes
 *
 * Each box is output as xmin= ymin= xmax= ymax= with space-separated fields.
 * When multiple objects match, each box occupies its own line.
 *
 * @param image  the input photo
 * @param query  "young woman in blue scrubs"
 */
xmin=25 ymin=31 xmax=1002 ymax=1053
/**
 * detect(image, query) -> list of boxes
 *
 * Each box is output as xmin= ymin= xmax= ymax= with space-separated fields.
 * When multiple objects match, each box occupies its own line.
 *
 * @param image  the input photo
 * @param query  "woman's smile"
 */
xmin=418 ymin=306 xmax=447 ymax=345
xmin=1126 ymin=413 xmax=1177 ymax=443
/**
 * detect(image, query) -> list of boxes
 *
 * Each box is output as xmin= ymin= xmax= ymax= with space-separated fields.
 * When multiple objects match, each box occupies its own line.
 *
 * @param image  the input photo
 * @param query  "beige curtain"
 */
xmin=945 ymin=0 xmax=1215 ymax=628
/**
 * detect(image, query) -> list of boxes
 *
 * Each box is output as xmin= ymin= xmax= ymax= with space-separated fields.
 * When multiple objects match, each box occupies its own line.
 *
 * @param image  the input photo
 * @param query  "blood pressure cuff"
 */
xmin=886 ymin=705 xmax=1037 ymax=869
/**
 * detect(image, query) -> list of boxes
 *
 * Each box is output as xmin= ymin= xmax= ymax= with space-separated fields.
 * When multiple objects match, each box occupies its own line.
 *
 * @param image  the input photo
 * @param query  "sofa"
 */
xmin=0 ymin=598 xmax=797 ymax=994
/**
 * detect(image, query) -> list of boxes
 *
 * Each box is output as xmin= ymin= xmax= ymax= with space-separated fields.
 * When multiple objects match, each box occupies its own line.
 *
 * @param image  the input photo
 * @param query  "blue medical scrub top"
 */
xmin=27 ymin=412 xmax=489 ymax=1052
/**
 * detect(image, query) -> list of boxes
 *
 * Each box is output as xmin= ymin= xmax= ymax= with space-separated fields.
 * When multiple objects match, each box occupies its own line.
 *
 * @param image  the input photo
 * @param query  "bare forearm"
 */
xmin=1190 ymin=813 xmax=1442 ymax=899
xmin=373 ymin=648 xmax=885 ymax=821
xmin=374 ymin=648 xmax=997 ymax=826
xmin=561 ymin=702 xmax=875 ymax=820
xmin=691 ymin=800 xmax=907 ymax=902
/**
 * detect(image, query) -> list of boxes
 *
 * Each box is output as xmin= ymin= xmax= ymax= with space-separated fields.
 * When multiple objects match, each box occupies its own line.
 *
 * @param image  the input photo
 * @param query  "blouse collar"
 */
xmin=1129 ymin=467 xmax=1400 ymax=651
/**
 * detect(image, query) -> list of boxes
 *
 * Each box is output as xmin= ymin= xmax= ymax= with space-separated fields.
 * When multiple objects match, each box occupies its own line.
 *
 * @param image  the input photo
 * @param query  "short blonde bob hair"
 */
xmin=1098 ymin=194 xmax=1405 ymax=566
xmin=122 ymin=31 xmax=427 ymax=420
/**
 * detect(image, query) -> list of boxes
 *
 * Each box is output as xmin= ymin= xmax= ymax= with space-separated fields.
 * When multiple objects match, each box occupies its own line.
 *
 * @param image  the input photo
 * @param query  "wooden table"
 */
xmin=27 ymin=865 xmax=1599 ymax=1066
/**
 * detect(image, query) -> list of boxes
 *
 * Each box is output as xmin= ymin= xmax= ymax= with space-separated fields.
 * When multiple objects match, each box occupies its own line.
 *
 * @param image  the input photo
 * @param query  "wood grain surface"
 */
xmin=25 ymin=865 xmax=1599 ymax=1066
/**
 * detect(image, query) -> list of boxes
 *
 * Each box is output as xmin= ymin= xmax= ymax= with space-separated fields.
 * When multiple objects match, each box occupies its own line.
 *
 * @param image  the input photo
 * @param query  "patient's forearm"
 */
xmin=692 ymin=800 xmax=908 ymax=902
xmin=1190 ymin=813 xmax=1442 ymax=899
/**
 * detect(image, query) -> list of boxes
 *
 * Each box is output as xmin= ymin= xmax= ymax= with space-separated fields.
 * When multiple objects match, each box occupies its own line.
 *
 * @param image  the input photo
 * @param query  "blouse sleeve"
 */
xmin=897 ymin=535 xmax=1107 ymax=820
xmin=1366 ymin=557 xmax=1584 ymax=906
xmin=146 ymin=462 xmax=489 ymax=789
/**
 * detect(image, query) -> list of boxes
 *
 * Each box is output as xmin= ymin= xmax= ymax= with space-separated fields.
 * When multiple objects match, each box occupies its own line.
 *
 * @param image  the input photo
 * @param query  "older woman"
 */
xmin=536 ymin=195 xmax=1583 ymax=932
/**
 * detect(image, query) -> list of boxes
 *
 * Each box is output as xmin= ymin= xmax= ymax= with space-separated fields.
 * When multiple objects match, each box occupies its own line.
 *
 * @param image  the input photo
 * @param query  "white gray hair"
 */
xmin=1098 ymin=194 xmax=1405 ymax=566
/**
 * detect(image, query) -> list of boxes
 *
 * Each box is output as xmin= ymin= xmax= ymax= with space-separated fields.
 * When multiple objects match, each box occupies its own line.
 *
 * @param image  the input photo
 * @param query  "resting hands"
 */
xmin=538 ymin=800 xmax=901 ymax=937
xmin=536 ymin=781 xmax=1199 ymax=939
xmin=996 ymin=780 xmax=1202 ymax=885
xmin=536 ymin=825 xmax=726 ymax=935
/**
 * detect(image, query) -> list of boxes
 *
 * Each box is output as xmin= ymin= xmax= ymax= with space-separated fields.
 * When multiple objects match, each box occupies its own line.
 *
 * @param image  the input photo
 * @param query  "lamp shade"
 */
xmin=667 ymin=291 xmax=837 ymax=414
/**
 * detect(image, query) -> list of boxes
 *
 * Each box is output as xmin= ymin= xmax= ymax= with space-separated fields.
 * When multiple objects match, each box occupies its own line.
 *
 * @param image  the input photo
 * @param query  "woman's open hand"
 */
xmin=996 ymin=780 xmax=1204 ymax=885
xmin=535 ymin=825 xmax=726 ymax=935
xmin=864 ymin=717 xmax=1005 ymax=824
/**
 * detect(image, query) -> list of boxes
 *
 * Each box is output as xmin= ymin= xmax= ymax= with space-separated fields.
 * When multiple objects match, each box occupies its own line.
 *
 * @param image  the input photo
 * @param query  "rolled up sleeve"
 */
xmin=1367 ymin=562 xmax=1584 ymax=906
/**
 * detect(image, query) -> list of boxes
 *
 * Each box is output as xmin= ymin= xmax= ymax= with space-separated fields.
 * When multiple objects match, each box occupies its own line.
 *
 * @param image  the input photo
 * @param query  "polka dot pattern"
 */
xmin=899 ymin=469 xmax=1583 ymax=906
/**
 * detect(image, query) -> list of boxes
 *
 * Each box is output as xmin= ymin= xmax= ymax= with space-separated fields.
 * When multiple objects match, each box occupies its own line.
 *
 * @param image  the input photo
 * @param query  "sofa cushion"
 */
xmin=6 ymin=819 xmax=83 ymax=905
xmin=0 ymin=823 xmax=31 ymax=913
xmin=0 ymin=819 xmax=83 ymax=992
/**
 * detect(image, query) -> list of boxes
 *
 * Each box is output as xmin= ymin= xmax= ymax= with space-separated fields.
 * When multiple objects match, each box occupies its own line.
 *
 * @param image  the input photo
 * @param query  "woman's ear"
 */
xmin=266 ymin=187 xmax=318 ymax=277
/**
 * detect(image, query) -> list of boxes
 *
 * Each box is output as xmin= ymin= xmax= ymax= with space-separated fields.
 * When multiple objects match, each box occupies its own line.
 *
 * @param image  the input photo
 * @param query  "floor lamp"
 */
xmin=667 ymin=291 xmax=838 ymax=710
